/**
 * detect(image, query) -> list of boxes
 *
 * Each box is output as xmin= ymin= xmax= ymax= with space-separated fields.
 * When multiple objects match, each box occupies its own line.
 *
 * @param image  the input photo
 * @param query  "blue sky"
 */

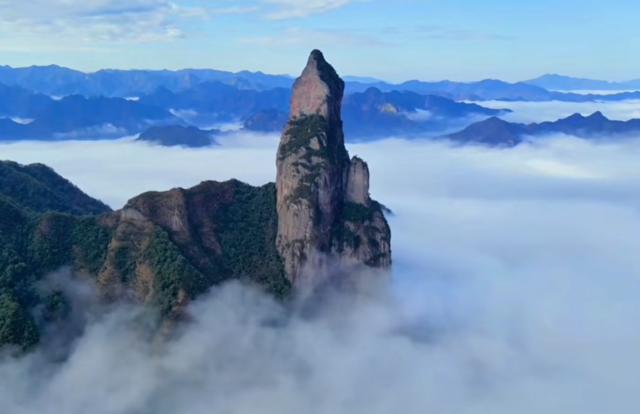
xmin=0 ymin=0 xmax=636 ymax=82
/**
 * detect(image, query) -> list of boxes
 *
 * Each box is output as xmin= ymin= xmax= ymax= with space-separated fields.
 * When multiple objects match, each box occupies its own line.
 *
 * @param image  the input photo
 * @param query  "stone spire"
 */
xmin=276 ymin=50 xmax=391 ymax=287
xmin=290 ymin=49 xmax=344 ymax=121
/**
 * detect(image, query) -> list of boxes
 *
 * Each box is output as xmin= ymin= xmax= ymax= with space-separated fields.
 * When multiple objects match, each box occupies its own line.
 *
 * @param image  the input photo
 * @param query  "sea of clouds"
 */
xmin=0 ymin=125 xmax=639 ymax=413
xmin=474 ymin=99 xmax=640 ymax=123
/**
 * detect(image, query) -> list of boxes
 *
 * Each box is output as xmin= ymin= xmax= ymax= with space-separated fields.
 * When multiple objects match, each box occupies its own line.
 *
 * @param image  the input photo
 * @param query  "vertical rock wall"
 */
xmin=276 ymin=50 xmax=391 ymax=286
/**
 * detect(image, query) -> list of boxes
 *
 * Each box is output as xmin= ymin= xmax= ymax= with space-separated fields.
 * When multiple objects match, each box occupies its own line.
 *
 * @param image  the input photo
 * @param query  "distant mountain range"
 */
xmin=1 ymin=64 xmax=640 ymax=144
xmin=340 ymin=88 xmax=506 ymax=138
xmin=139 ymin=82 xmax=291 ymax=123
xmin=446 ymin=112 xmax=640 ymax=146
xmin=525 ymin=74 xmax=640 ymax=91
xmin=347 ymin=79 xmax=640 ymax=102
xmin=0 ymin=80 xmax=507 ymax=142
xmin=0 ymin=83 xmax=174 ymax=140
xmin=243 ymin=87 xmax=508 ymax=139
xmin=0 ymin=65 xmax=294 ymax=97
xmin=0 ymin=65 xmax=638 ymax=103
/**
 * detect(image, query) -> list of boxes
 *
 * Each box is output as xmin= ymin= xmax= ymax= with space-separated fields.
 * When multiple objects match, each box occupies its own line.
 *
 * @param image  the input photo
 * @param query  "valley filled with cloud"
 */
xmin=0 ymin=0 xmax=637 ymax=412
xmin=1 ymin=128 xmax=638 ymax=413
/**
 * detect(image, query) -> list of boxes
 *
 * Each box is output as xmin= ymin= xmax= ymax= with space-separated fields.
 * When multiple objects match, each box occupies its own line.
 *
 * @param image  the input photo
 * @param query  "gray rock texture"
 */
xmin=276 ymin=50 xmax=391 ymax=287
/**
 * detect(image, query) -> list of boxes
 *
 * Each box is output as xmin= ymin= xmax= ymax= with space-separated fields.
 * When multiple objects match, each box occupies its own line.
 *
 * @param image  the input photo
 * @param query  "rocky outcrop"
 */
xmin=276 ymin=50 xmax=391 ymax=287
xmin=345 ymin=157 xmax=370 ymax=206
xmin=97 ymin=180 xmax=290 ymax=316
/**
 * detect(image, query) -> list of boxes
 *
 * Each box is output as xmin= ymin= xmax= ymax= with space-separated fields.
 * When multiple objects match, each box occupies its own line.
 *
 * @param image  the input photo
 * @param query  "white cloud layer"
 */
xmin=0 ymin=131 xmax=639 ymax=413
xmin=0 ymin=0 xmax=187 ymax=43
xmin=0 ymin=0 xmax=359 ymax=47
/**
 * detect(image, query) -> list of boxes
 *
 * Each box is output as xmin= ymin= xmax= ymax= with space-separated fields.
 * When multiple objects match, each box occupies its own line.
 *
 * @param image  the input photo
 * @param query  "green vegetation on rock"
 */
xmin=0 ymin=293 xmax=39 ymax=350
xmin=0 ymin=161 xmax=111 ymax=215
xmin=0 ymin=162 xmax=112 ymax=351
xmin=0 ymin=162 xmax=295 ymax=352
xmin=218 ymin=183 xmax=290 ymax=299
xmin=342 ymin=202 xmax=376 ymax=223
xmin=144 ymin=229 xmax=209 ymax=316
xmin=278 ymin=115 xmax=329 ymax=160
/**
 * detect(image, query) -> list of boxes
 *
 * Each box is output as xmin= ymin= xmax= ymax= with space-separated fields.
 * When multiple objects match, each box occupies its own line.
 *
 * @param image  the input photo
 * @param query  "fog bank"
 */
xmin=474 ymin=99 xmax=640 ymax=123
xmin=0 ymin=133 xmax=639 ymax=413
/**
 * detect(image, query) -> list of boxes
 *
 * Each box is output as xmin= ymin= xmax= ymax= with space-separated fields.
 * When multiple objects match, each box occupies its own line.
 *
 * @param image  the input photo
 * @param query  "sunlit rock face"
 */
xmin=276 ymin=50 xmax=392 ymax=287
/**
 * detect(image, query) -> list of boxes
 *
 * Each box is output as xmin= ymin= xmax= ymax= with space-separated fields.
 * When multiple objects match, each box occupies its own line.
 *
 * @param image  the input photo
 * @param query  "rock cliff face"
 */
xmin=97 ymin=180 xmax=290 ymax=317
xmin=276 ymin=50 xmax=391 ymax=287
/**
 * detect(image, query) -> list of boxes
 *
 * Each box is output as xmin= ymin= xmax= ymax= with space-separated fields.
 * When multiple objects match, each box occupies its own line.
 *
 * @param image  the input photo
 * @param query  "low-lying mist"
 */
xmin=1 ymin=132 xmax=639 ymax=413
xmin=473 ymin=99 xmax=640 ymax=123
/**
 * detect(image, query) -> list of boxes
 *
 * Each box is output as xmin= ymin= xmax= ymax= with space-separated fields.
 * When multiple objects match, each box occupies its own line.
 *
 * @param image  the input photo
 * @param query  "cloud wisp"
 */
xmin=0 ymin=0 xmax=183 ymax=44
xmin=0 ymin=0 xmax=361 ymax=48
xmin=0 ymin=133 xmax=639 ymax=413
xmin=239 ymin=26 xmax=387 ymax=48
xmin=263 ymin=0 xmax=359 ymax=20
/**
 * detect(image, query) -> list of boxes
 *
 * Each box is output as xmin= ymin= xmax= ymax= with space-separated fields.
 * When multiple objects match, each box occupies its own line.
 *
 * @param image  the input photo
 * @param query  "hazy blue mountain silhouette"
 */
xmin=1 ymin=64 xmax=639 ymax=102
xmin=447 ymin=112 xmax=640 ymax=146
xmin=137 ymin=125 xmax=218 ymax=147
xmin=0 ymin=65 xmax=294 ymax=97
xmin=525 ymin=74 xmax=640 ymax=91
xmin=241 ymin=87 xmax=507 ymax=139
xmin=0 ymin=85 xmax=174 ymax=140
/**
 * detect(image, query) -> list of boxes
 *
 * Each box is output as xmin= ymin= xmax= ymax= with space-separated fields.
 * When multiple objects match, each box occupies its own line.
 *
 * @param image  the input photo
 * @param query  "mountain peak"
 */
xmin=564 ymin=112 xmax=586 ymax=121
xmin=481 ymin=116 xmax=511 ymax=125
xmin=560 ymin=111 xmax=608 ymax=124
xmin=446 ymin=116 xmax=525 ymax=146
xmin=309 ymin=49 xmax=324 ymax=61
xmin=276 ymin=50 xmax=391 ymax=287
xmin=291 ymin=49 xmax=345 ymax=120
xmin=588 ymin=111 xmax=607 ymax=121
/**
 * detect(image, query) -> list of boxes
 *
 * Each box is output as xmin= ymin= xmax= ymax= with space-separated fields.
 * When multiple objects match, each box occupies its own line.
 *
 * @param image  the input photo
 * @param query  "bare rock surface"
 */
xmin=276 ymin=50 xmax=392 ymax=287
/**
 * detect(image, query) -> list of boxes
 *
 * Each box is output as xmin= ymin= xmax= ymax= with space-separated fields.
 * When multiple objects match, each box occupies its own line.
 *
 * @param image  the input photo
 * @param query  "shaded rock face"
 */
xmin=345 ymin=157 xmax=370 ymax=206
xmin=276 ymin=50 xmax=392 ymax=287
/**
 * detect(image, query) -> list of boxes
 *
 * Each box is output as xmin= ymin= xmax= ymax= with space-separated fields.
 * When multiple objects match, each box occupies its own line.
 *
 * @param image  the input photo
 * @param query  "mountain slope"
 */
xmin=0 ymin=162 xmax=110 ymax=350
xmin=0 ymin=177 xmax=290 ymax=351
xmin=0 ymin=161 xmax=111 ymax=215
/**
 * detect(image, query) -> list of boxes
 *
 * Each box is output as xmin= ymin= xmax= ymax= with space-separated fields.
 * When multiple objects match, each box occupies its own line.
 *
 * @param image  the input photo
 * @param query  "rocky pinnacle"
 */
xmin=276 ymin=50 xmax=391 ymax=287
